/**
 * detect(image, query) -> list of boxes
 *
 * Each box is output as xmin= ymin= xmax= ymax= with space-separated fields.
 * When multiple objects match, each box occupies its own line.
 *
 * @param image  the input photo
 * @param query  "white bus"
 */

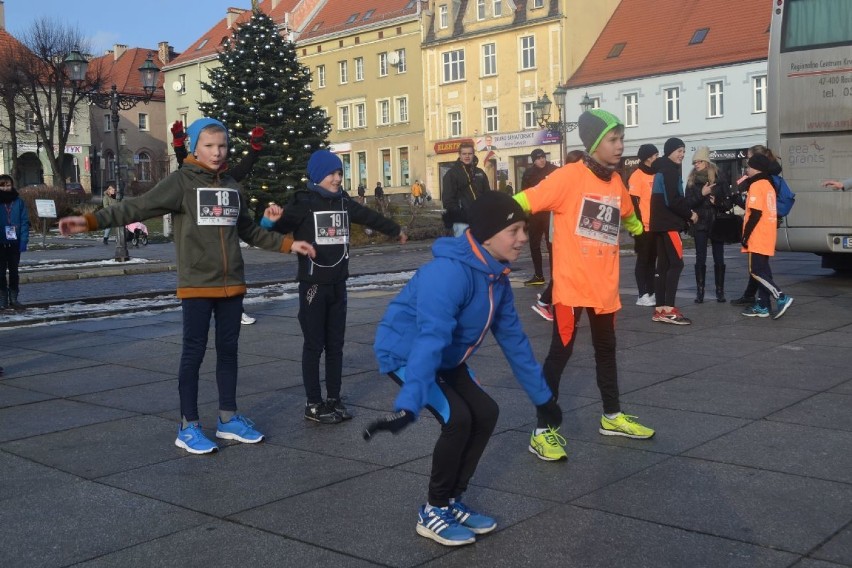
xmin=767 ymin=0 xmax=852 ymax=270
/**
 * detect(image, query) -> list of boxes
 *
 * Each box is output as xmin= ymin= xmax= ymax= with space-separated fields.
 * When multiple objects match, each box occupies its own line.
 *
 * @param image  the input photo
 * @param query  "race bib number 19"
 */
xmin=197 ymin=188 xmax=240 ymax=226
xmin=314 ymin=210 xmax=349 ymax=245
xmin=576 ymin=197 xmax=620 ymax=245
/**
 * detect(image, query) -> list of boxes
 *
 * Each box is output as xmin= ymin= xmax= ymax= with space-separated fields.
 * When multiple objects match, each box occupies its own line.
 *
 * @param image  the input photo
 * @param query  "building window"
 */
xmin=338 ymin=105 xmax=351 ymax=130
xmin=707 ymin=81 xmax=723 ymax=118
xmin=484 ymin=106 xmax=498 ymax=133
xmin=439 ymin=5 xmax=448 ymax=28
xmin=523 ymin=101 xmax=536 ymax=129
xmin=520 ymin=36 xmax=536 ymax=70
xmin=379 ymin=52 xmax=388 ymax=77
xmin=22 ymin=111 xmax=36 ymax=132
xmin=355 ymin=57 xmax=364 ymax=81
xmin=607 ymin=43 xmax=626 ymax=59
xmin=482 ymin=43 xmax=496 ymax=76
xmin=442 ymin=49 xmax=465 ymax=83
xmin=624 ymin=93 xmax=638 ymax=127
xmin=105 ymin=150 xmax=115 ymax=181
xmin=477 ymin=0 xmax=485 ymax=20
xmin=355 ymin=102 xmax=366 ymax=128
xmin=138 ymin=113 xmax=149 ymax=131
xmin=664 ymin=87 xmax=680 ymax=122
xmin=178 ymin=74 xmax=186 ymax=94
xmin=753 ymin=75 xmax=767 ymax=113
xmin=316 ymin=65 xmax=326 ymax=88
xmin=377 ymin=99 xmax=390 ymax=125
xmin=136 ymin=151 xmax=151 ymax=182
xmin=180 ymin=112 xmax=188 ymax=126
xmin=449 ymin=111 xmax=462 ymax=137
xmin=381 ymin=148 xmax=392 ymax=186
xmin=396 ymin=96 xmax=409 ymax=123
xmin=493 ymin=0 xmax=502 ymax=16
xmin=396 ymin=49 xmax=407 ymax=73
xmin=689 ymin=28 xmax=709 ymax=45
xmin=339 ymin=60 xmax=348 ymax=84
xmin=399 ymin=146 xmax=409 ymax=185
xmin=104 ymin=113 xmax=111 ymax=132
xmin=533 ymin=0 xmax=544 ymax=8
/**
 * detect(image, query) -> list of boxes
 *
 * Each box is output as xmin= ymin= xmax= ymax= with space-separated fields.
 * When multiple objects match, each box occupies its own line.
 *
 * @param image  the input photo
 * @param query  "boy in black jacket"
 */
xmin=263 ymin=150 xmax=407 ymax=423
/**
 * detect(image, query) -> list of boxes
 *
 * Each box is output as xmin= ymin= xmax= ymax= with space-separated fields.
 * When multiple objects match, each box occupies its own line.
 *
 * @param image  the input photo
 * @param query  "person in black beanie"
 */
xmin=520 ymin=148 xmax=558 ymax=286
xmin=650 ymin=137 xmax=698 ymax=324
xmin=0 ymin=174 xmax=29 ymax=309
xmin=628 ymin=144 xmax=659 ymax=306
xmin=441 ymin=142 xmax=491 ymax=236
xmin=367 ymin=190 xmax=561 ymax=546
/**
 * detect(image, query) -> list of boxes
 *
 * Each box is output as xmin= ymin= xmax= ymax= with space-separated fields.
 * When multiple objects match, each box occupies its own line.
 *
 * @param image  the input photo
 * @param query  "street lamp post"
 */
xmin=63 ymin=49 xmax=159 ymax=261
xmin=534 ymin=86 xmax=594 ymax=165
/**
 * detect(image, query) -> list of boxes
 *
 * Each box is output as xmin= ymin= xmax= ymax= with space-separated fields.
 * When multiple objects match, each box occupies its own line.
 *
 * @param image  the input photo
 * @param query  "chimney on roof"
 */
xmin=226 ymin=7 xmax=245 ymax=29
xmin=158 ymin=41 xmax=171 ymax=65
xmin=113 ymin=44 xmax=127 ymax=60
xmin=0 ymin=0 xmax=6 ymax=30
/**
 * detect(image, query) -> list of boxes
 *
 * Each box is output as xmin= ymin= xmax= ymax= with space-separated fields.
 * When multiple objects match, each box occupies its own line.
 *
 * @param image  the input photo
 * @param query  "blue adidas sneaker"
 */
xmin=215 ymin=415 xmax=264 ymax=444
xmin=175 ymin=423 xmax=218 ymax=455
xmin=773 ymin=294 xmax=794 ymax=320
xmin=416 ymin=505 xmax=476 ymax=546
xmin=450 ymin=500 xmax=497 ymax=534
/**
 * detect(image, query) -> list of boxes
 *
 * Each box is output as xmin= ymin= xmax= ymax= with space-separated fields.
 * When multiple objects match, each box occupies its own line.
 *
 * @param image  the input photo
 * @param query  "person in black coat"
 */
xmin=520 ymin=148 xmax=558 ymax=286
xmin=441 ymin=143 xmax=490 ymax=236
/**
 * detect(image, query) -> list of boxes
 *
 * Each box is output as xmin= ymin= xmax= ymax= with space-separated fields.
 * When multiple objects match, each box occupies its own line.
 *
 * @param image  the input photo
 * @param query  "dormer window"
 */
xmin=195 ymin=38 xmax=209 ymax=50
xmin=689 ymin=28 xmax=709 ymax=45
xmin=363 ymin=9 xmax=375 ymax=20
xmin=607 ymin=42 xmax=625 ymax=58
xmin=346 ymin=13 xmax=359 ymax=24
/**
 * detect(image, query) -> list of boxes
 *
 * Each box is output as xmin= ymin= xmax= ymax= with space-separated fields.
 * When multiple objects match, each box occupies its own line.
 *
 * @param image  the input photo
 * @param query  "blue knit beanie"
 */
xmin=187 ymin=117 xmax=229 ymax=154
xmin=307 ymin=150 xmax=343 ymax=184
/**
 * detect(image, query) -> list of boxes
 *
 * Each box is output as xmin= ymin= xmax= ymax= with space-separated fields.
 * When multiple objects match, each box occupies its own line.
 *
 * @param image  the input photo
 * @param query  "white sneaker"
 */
xmin=636 ymin=294 xmax=655 ymax=306
xmin=240 ymin=313 xmax=256 ymax=325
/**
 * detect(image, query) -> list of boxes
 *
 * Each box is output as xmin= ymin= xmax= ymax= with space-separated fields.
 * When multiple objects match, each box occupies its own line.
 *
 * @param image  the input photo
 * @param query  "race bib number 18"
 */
xmin=576 ymin=196 xmax=620 ymax=245
xmin=197 ymin=188 xmax=240 ymax=226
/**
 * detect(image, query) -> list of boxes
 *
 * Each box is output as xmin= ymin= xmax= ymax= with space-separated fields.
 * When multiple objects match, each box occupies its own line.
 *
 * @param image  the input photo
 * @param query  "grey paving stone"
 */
xmin=791 ymin=559 xmax=851 ymax=568
xmin=629 ymin=332 xmax=772 ymax=358
xmin=0 ymin=481 xmax=205 ymax=567
xmin=121 ymin=349 xmax=278 ymax=375
xmin=622 ymin=375 xmax=813 ymax=419
xmin=233 ymin=468 xmax=554 ymax=567
xmin=0 ymin=450 xmax=80 ymax=503
xmin=685 ymin=420 xmax=852 ymax=484
xmin=684 ymin=359 xmax=850 ymax=391
xmin=0 ymin=383 xmax=54 ymax=407
xmin=573 ymin=457 xmax=852 ymax=554
xmin=812 ymin=523 xmax=852 ymax=566
xmin=615 ymin=348 xmax=721 ymax=377
xmin=76 ymin=520 xmax=382 ymax=567
xmin=5 ymin=364 xmax=173 ymax=397
xmin=55 ymin=339 xmax=184 ymax=365
xmin=795 ymin=330 xmax=852 ymax=348
xmin=74 ymin=377 xmax=219 ymax=415
xmin=109 ymin=321 xmax=183 ymax=340
xmin=2 ymin=415 xmax=182 ymax=479
xmin=747 ymin=343 xmax=852 ymax=370
xmin=100 ymin=443 xmax=380 ymax=517
xmin=692 ymin=321 xmax=827 ymax=343
xmin=419 ymin=505 xmax=798 ymax=568
xmin=768 ymin=392 xmax=852 ymax=432
xmin=0 ymin=399 xmax=134 ymax=443
xmin=831 ymin=379 xmax=852 ymax=395
xmin=0 ymin=347 xmax=100 ymax=378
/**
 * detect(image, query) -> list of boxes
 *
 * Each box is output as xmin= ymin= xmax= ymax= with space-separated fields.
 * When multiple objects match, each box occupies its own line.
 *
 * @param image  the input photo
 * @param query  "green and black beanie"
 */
xmin=578 ymin=109 xmax=623 ymax=154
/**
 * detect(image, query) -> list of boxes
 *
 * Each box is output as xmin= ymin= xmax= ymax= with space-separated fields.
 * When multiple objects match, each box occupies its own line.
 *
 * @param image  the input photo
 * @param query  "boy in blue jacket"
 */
xmin=365 ymin=191 xmax=562 ymax=547
xmin=0 ymin=174 xmax=29 ymax=309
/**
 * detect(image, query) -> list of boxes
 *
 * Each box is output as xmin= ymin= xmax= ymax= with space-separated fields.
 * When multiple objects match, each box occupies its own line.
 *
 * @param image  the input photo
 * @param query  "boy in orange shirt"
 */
xmin=515 ymin=109 xmax=655 ymax=462
xmin=628 ymin=144 xmax=659 ymax=306
xmin=740 ymin=154 xmax=794 ymax=319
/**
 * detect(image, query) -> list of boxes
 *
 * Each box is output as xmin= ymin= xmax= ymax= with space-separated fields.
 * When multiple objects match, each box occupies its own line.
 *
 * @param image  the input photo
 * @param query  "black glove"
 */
xmin=536 ymin=397 xmax=563 ymax=429
xmin=363 ymin=410 xmax=415 ymax=441
xmin=741 ymin=237 xmax=749 ymax=249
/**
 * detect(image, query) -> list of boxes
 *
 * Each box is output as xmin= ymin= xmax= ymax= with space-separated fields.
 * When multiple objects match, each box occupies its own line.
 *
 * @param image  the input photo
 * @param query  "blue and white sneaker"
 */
xmin=741 ymin=304 xmax=770 ymax=318
xmin=175 ymin=423 xmax=218 ymax=455
xmin=450 ymin=500 xmax=497 ymax=534
xmin=215 ymin=415 xmax=264 ymax=444
xmin=773 ymin=294 xmax=794 ymax=320
xmin=416 ymin=505 xmax=476 ymax=546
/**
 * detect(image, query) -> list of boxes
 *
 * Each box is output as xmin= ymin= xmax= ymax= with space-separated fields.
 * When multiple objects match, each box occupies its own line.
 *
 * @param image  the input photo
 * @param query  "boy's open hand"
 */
xmin=58 ymin=216 xmax=88 ymax=235
xmin=291 ymin=241 xmax=316 ymax=258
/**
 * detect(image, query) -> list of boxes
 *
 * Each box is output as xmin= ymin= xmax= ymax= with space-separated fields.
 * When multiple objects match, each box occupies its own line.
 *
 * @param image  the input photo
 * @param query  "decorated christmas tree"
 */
xmin=199 ymin=7 xmax=331 ymax=208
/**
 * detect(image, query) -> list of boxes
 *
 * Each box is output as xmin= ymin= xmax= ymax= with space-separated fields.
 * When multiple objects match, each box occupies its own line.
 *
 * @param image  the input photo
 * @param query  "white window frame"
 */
xmin=338 ymin=105 xmax=351 ymax=130
xmin=624 ymin=92 xmax=639 ymax=127
xmin=448 ymin=111 xmax=462 ymax=137
xmin=753 ymin=75 xmax=767 ymax=114
xmin=439 ymin=5 xmax=448 ymax=29
xmin=522 ymin=101 xmax=536 ymax=129
xmin=482 ymin=43 xmax=496 ymax=76
xmin=396 ymin=49 xmax=407 ymax=73
xmin=317 ymin=65 xmax=326 ymax=88
xmin=442 ymin=49 xmax=465 ymax=83
xmin=377 ymin=98 xmax=391 ymax=126
xmin=493 ymin=0 xmax=502 ymax=16
xmin=339 ymin=60 xmax=348 ymax=84
xmin=484 ymin=106 xmax=498 ymax=133
xmin=178 ymin=74 xmax=186 ymax=94
xmin=136 ymin=151 xmax=152 ymax=182
xmin=707 ymin=81 xmax=724 ymax=118
xmin=355 ymin=102 xmax=367 ymax=128
xmin=379 ymin=53 xmax=388 ymax=77
xmin=477 ymin=0 xmax=486 ymax=20
xmin=520 ymin=36 xmax=536 ymax=70
xmin=354 ymin=57 xmax=364 ymax=82
xmin=533 ymin=0 xmax=544 ymax=7
xmin=395 ymin=96 xmax=409 ymax=123
xmin=104 ymin=113 xmax=111 ymax=132
xmin=664 ymin=87 xmax=680 ymax=123
xmin=138 ymin=113 xmax=149 ymax=131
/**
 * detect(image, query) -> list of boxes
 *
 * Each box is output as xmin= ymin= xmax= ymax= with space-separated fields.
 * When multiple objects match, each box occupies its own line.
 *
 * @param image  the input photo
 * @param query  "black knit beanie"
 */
xmin=637 ymin=144 xmax=659 ymax=162
xmin=578 ymin=109 xmax=623 ymax=154
xmin=747 ymin=153 xmax=772 ymax=173
xmin=469 ymin=191 xmax=527 ymax=243
xmin=663 ymin=138 xmax=685 ymax=157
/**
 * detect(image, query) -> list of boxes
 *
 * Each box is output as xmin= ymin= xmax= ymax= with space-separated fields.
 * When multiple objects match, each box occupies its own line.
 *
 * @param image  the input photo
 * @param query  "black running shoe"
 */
xmin=327 ymin=397 xmax=353 ymax=420
xmin=305 ymin=401 xmax=342 ymax=424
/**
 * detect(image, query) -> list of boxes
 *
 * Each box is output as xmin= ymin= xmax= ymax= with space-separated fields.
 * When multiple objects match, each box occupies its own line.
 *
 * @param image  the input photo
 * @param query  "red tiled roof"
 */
xmin=566 ymin=0 xmax=771 ymax=88
xmin=0 ymin=28 xmax=32 ymax=60
xmin=88 ymin=48 xmax=166 ymax=101
xmin=298 ymin=0 xmax=422 ymax=41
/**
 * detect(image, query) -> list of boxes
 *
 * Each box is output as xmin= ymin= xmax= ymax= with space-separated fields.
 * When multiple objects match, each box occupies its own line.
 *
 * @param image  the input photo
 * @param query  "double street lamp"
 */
xmin=534 ymin=85 xmax=594 ymax=165
xmin=63 ymin=49 xmax=159 ymax=261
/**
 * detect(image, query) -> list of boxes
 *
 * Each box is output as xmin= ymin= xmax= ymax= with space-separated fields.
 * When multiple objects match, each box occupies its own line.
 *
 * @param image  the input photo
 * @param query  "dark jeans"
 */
xmin=528 ymin=211 xmax=552 ymax=277
xmin=541 ymin=306 xmax=620 ymax=417
xmin=391 ymin=365 xmax=499 ymax=508
xmin=178 ymin=295 xmax=243 ymax=422
xmin=298 ymin=281 xmax=347 ymax=403
xmin=748 ymin=253 xmax=782 ymax=308
xmin=654 ymin=231 xmax=684 ymax=307
xmin=0 ymin=244 xmax=21 ymax=291
xmin=633 ymin=231 xmax=657 ymax=296
xmin=693 ymin=230 xmax=725 ymax=268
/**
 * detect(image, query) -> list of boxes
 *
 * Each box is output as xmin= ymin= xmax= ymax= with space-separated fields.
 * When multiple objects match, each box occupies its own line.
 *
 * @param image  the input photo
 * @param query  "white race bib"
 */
xmin=313 ymin=210 xmax=349 ymax=245
xmin=576 ymin=196 xmax=621 ymax=245
xmin=5 ymin=226 xmax=17 ymax=240
xmin=197 ymin=188 xmax=240 ymax=226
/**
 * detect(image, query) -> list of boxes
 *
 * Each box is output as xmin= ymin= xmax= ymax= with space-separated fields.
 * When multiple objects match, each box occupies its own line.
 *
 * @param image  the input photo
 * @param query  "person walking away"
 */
xmin=0 ymin=175 xmax=29 ymax=309
xmin=262 ymin=150 xmax=407 ymax=424
xmin=650 ymin=138 xmax=698 ymax=324
xmin=628 ymin=144 xmax=659 ymax=306
xmin=101 ymin=185 xmax=117 ymax=244
xmin=366 ymin=191 xmax=562 ymax=546
xmin=441 ymin=143 xmax=490 ymax=236
xmin=411 ymin=179 xmax=424 ymax=206
xmin=59 ymin=118 xmax=316 ymax=455
xmin=739 ymin=153 xmax=794 ymax=319
xmin=515 ymin=109 xmax=654 ymax=462
xmin=521 ymin=148 xmax=558 ymax=286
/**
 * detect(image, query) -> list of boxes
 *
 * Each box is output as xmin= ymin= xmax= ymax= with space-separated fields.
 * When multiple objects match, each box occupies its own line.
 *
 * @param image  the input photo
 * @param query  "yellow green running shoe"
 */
xmin=528 ymin=427 xmax=567 ymax=461
xmin=599 ymin=414 xmax=655 ymax=439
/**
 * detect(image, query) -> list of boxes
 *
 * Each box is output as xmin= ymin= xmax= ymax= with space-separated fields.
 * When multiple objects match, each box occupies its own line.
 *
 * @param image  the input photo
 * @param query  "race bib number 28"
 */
xmin=576 ymin=196 xmax=620 ymax=245
xmin=197 ymin=188 xmax=240 ymax=226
